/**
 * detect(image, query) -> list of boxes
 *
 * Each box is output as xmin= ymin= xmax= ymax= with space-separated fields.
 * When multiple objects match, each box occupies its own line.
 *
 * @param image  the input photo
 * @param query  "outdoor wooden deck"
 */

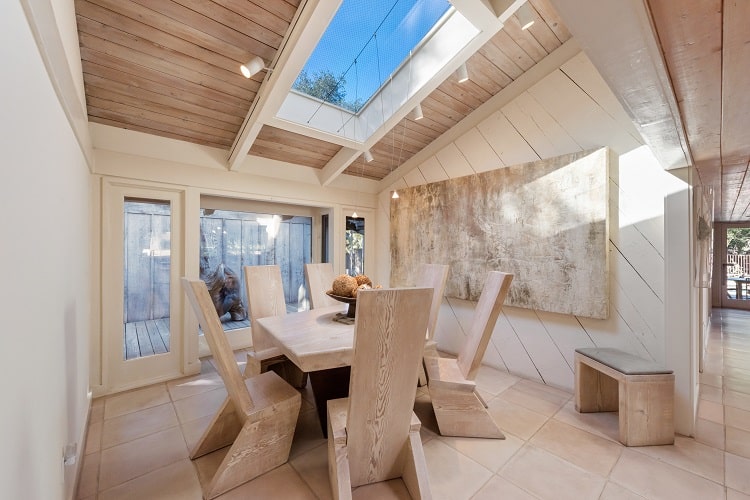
xmin=124 ymin=317 xmax=250 ymax=359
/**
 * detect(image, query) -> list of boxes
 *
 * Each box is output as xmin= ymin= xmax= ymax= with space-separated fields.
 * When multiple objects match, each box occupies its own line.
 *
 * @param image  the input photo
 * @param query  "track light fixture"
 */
xmin=240 ymin=56 xmax=266 ymax=78
xmin=411 ymin=103 xmax=424 ymax=120
xmin=456 ymin=63 xmax=469 ymax=83
xmin=363 ymin=150 xmax=374 ymax=162
xmin=391 ymin=190 xmax=399 ymax=199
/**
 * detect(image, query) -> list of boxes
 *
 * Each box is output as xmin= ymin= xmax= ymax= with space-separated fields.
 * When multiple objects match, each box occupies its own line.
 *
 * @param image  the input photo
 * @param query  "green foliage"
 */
xmin=727 ymin=228 xmax=750 ymax=255
xmin=292 ymin=70 xmax=364 ymax=112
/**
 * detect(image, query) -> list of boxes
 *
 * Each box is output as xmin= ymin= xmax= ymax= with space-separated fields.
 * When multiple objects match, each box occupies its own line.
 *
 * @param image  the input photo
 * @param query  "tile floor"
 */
xmin=77 ymin=308 xmax=750 ymax=499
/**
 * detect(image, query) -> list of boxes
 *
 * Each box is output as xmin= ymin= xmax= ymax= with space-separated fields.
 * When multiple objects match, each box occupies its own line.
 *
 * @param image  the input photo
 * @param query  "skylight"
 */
xmin=293 ymin=0 xmax=451 ymax=113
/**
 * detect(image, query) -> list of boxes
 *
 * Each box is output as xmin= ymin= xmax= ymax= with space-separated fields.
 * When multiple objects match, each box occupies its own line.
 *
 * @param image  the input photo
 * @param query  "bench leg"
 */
xmin=575 ymin=359 xmax=618 ymax=412
xmin=619 ymin=376 xmax=675 ymax=446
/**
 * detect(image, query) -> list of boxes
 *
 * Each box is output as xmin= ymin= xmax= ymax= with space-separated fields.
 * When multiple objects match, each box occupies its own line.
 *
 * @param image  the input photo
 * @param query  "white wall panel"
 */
xmin=490 ymin=313 xmax=544 ymax=383
xmin=510 ymin=92 xmax=582 ymax=156
xmin=436 ymin=142 xmax=475 ymax=178
xmin=501 ymin=99 xmax=560 ymax=159
xmin=454 ymin=127 xmax=503 ymax=173
xmin=477 ymin=111 xmax=539 ymax=166
xmin=418 ymin=156 xmax=449 ymax=184
xmin=403 ymin=165 xmax=428 ymax=187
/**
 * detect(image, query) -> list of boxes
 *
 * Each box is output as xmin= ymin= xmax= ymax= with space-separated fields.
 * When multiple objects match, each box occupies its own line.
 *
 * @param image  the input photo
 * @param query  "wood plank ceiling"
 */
xmin=74 ymin=0 xmax=571 ymax=182
xmin=646 ymin=0 xmax=750 ymax=221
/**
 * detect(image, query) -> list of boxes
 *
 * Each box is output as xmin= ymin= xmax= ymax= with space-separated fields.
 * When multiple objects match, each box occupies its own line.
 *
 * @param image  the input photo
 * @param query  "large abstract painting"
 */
xmin=390 ymin=148 xmax=610 ymax=319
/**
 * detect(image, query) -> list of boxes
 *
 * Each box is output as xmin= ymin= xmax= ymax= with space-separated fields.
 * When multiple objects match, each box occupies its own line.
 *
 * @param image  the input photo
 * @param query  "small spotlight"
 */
xmin=411 ymin=103 xmax=424 ymax=120
xmin=391 ymin=190 xmax=400 ymax=199
xmin=240 ymin=56 xmax=265 ymax=78
xmin=456 ymin=63 xmax=469 ymax=83
xmin=363 ymin=150 xmax=374 ymax=162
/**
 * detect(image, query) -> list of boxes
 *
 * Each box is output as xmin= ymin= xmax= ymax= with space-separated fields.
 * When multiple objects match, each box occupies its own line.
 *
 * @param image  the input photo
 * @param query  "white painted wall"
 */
xmin=377 ymin=52 xmax=692 ymax=429
xmin=1 ymin=2 xmax=92 ymax=498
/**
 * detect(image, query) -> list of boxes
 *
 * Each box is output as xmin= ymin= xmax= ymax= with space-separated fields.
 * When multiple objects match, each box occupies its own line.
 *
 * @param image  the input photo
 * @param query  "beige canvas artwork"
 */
xmin=390 ymin=148 xmax=611 ymax=319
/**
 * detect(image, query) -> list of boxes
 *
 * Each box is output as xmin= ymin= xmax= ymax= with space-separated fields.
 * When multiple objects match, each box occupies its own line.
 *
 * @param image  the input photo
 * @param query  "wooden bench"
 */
xmin=575 ymin=347 xmax=674 ymax=446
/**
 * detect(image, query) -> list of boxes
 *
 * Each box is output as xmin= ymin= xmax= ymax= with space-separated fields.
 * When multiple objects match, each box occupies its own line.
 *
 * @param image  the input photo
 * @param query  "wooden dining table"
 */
xmin=254 ymin=305 xmax=355 ymax=435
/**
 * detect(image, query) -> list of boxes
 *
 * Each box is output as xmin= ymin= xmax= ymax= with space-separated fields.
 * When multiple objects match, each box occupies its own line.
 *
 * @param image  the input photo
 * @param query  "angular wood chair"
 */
xmin=416 ymin=263 xmax=449 ymax=386
xmin=327 ymin=287 xmax=433 ymax=500
xmin=304 ymin=262 xmax=338 ymax=309
xmin=243 ymin=265 xmax=307 ymax=388
xmin=181 ymin=278 xmax=301 ymax=499
xmin=424 ymin=271 xmax=513 ymax=439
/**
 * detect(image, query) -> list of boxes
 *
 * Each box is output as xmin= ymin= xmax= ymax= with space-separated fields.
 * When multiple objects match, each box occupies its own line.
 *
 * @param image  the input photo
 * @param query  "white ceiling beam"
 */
xmin=548 ymin=0 xmax=691 ymax=171
xmin=450 ymin=0 xmax=504 ymax=31
xmin=228 ymin=0 xmax=342 ymax=171
xmin=318 ymin=147 xmax=361 ymax=186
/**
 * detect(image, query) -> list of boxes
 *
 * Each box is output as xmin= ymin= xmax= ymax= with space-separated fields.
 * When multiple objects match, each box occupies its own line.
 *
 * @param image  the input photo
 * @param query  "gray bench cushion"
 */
xmin=576 ymin=347 xmax=673 ymax=375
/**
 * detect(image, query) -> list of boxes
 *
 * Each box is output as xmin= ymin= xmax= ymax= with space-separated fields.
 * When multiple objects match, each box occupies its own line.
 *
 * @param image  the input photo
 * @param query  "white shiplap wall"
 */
xmin=378 ymin=51 xmax=687 ymax=392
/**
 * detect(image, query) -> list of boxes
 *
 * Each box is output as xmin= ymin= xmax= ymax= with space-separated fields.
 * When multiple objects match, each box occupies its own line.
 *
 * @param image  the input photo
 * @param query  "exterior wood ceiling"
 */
xmin=645 ymin=0 xmax=750 ymax=221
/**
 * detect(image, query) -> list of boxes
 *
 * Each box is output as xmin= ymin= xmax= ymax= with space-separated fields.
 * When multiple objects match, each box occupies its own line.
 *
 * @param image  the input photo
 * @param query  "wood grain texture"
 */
xmin=304 ymin=262 xmax=339 ymax=309
xmin=391 ymin=148 xmax=610 ymax=319
xmin=326 ymin=287 xmax=433 ymax=498
xmin=181 ymin=278 xmax=301 ymax=499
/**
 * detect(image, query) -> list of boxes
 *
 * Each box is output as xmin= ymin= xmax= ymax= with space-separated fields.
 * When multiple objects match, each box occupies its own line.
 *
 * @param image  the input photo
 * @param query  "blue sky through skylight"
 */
xmin=294 ymin=0 xmax=451 ymax=113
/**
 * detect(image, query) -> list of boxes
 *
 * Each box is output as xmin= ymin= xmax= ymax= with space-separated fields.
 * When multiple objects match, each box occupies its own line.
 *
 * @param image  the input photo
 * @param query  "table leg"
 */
xmin=308 ymin=366 xmax=351 ymax=438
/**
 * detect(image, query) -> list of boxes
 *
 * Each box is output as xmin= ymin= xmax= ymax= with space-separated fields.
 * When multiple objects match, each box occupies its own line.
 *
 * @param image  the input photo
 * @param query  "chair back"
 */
xmin=304 ymin=263 xmax=338 ymax=308
xmin=415 ymin=263 xmax=449 ymax=341
xmin=244 ymin=265 xmax=287 ymax=351
xmin=345 ymin=287 xmax=432 ymax=487
xmin=182 ymin=278 xmax=254 ymax=415
xmin=456 ymin=271 xmax=513 ymax=381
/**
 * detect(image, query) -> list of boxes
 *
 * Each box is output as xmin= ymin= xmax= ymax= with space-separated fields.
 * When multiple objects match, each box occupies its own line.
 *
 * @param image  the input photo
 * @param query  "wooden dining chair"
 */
xmin=424 ymin=271 xmax=513 ymax=439
xmin=181 ymin=278 xmax=301 ymax=499
xmin=244 ymin=265 xmax=307 ymax=388
xmin=304 ymin=262 xmax=338 ymax=308
xmin=416 ymin=263 xmax=449 ymax=385
xmin=327 ymin=287 xmax=433 ymax=500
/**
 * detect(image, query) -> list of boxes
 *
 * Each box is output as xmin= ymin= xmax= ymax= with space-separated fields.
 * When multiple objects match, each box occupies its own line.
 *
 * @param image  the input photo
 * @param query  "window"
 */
xmin=345 ymin=216 xmax=365 ymax=276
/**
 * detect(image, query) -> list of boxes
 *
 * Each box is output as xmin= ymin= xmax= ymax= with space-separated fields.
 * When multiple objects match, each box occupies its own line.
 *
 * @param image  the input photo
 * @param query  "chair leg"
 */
xmin=429 ymin=387 xmax=504 ymax=439
xmin=327 ymin=412 xmax=352 ymax=500
xmin=402 ymin=430 xmax=432 ymax=499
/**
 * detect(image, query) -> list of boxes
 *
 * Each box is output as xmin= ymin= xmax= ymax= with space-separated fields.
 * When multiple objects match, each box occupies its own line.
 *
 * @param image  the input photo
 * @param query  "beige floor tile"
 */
xmin=726 ymin=406 xmax=750 ymax=432
xmin=173 ymin=387 xmax=227 ymax=424
xmin=438 ymin=431 xmax=525 ymax=472
xmin=726 ymin=426 xmax=750 ymax=458
xmin=101 ymin=402 xmax=179 ymax=449
xmin=499 ymin=445 xmax=606 ymax=500
xmin=728 ymin=489 xmax=750 ymax=500
xmin=694 ymin=417 xmax=725 ymax=450
xmin=192 ymin=445 xmax=228 ymax=490
xmin=289 ymin=408 xmax=327 ymax=459
xmin=213 ymin=463 xmax=318 ymax=499
xmin=699 ymin=383 xmax=724 ymax=403
xmin=498 ymin=381 xmax=570 ymax=417
xmin=180 ymin=413 xmax=213 ymax=452
xmin=609 ymin=448 xmax=725 ymax=500
xmin=473 ymin=365 xmax=520 ymax=396
xmin=529 ymin=419 xmax=623 ymax=476
xmin=98 ymin=459 xmax=202 ymax=500
xmin=726 ymin=452 xmax=750 ymax=495
xmin=289 ymin=442 xmax=333 ymax=500
xmin=551 ymin=401 xmax=620 ymax=444
xmin=90 ymin=398 xmax=105 ymax=423
xmin=470 ymin=475 xmax=536 ymax=500
xmin=598 ymin=481 xmax=645 ymax=500
xmin=352 ymin=478 xmax=412 ymax=499
xmin=422 ymin=438 xmax=492 ymax=500
xmin=697 ymin=399 xmax=725 ymax=424
xmin=104 ymin=384 xmax=170 ymax=420
xmin=166 ymin=371 xmax=223 ymax=401
xmin=628 ymin=435 xmax=724 ymax=483
xmin=699 ymin=373 xmax=723 ymax=389
xmin=98 ymin=426 xmax=188 ymax=491
xmin=84 ymin=420 xmax=102 ymax=455
xmin=486 ymin=398 xmax=549 ymax=440
xmin=76 ymin=451 xmax=99 ymax=499
xmin=725 ymin=389 xmax=750 ymax=411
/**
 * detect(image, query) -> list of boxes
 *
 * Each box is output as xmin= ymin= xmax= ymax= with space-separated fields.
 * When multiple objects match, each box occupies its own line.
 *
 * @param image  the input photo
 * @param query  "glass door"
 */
xmin=102 ymin=184 xmax=184 ymax=392
xmin=721 ymin=226 xmax=750 ymax=310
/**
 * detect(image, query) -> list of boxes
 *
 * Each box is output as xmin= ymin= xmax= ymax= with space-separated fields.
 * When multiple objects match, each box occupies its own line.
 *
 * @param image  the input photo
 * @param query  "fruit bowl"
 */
xmin=326 ymin=291 xmax=357 ymax=318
